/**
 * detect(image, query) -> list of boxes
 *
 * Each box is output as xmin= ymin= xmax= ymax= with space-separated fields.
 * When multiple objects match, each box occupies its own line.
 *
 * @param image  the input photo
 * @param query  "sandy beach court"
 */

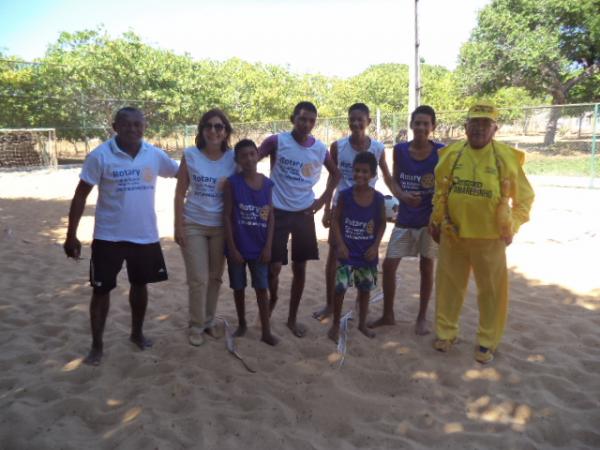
xmin=1 ymin=166 xmax=599 ymax=449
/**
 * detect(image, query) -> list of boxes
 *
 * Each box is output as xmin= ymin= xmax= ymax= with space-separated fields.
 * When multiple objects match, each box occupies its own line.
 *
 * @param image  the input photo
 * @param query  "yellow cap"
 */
xmin=467 ymin=101 xmax=498 ymax=121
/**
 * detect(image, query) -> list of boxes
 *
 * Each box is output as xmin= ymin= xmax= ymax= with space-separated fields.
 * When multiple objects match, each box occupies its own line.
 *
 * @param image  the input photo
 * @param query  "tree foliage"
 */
xmin=0 ymin=25 xmax=566 ymax=143
xmin=457 ymin=0 xmax=599 ymax=143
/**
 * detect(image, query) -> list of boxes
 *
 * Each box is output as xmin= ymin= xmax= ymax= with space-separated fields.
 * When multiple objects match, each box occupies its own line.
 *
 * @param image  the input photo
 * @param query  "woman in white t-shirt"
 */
xmin=175 ymin=109 xmax=237 ymax=346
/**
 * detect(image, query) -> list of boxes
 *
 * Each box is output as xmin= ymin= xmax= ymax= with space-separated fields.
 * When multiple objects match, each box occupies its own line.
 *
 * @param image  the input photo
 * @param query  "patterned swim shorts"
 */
xmin=335 ymin=264 xmax=378 ymax=294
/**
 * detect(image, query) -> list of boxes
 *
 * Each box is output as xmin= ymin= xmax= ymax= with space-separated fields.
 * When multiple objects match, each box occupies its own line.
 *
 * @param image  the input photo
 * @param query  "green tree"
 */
xmin=458 ymin=0 xmax=599 ymax=144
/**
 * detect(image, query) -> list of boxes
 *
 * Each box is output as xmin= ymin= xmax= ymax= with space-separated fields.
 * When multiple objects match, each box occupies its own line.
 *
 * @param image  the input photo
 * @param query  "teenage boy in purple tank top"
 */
xmin=328 ymin=152 xmax=386 ymax=343
xmin=258 ymin=101 xmax=340 ymax=338
xmin=223 ymin=139 xmax=278 ymax=346
xmin=369 ymin=105 xmax=444 ymax=335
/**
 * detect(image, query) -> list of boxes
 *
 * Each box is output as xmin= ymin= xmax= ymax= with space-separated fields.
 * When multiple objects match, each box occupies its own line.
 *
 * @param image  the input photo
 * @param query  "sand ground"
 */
xmin=0 ymin=165 xmax=599 ymax=449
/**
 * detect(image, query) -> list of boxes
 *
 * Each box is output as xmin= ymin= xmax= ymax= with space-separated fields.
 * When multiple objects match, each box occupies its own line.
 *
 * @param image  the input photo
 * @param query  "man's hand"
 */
xmin=364 ymin=244 xmax=379 ymax=262
xmin=63 ymin=235 xmax=82 ymax=259
xmin=310 ymin=196 xmax=327 ymax=214
xmin=229 ymin=248 xmax=245 ymax=265
xmin=174 ymin=225 xmax=186 ymax=247
xmin=258 ymin=246 xmax=271 ymax=264
xmin=399 ymin=191 xmax=422 ymax=208
xmin=337 ymin=243 xmax=349 ymax=261
xmin=429 ymin=224 xmax=440 ymax=244
xmin=502 ymin=235 xmax=513 ymax=246
xmin=321 ymin=208 xmax=332 ymax=228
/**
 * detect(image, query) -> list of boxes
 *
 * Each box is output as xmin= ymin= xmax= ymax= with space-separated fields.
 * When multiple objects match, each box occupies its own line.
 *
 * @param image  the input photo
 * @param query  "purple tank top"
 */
xmin=394 ymin=141 xmax=444 ymax=228
xmin=229 ymin=173 xmax=274 ymax=260
xmin=338 ymin=187 xmax=384 ymax=268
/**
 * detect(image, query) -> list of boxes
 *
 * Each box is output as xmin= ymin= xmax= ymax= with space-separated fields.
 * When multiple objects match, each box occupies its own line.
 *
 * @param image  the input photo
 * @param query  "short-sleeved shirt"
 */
xmin=264 ymin=132 xmax=328 ymax=211
xmin=228 ymin=173 xmax=274 ymax=260
xmin=183 ymin=147 xmax=236 ymax=227
xmin=79 ymin=138 xmax=179 ymax=244
xmin=338 ymin=187 xmax=385 ymax=268
xmin=394 ymin=141 xmax=444 ymax=228
xmin=334 ymin=137 xmax=385 ymax=204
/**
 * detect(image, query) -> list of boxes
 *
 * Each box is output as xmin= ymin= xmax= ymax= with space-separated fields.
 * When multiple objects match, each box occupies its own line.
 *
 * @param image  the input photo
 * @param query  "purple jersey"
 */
xmin=338 ymin=187 xmax=384 ymax=268
xmin=394 ymin=141 xmax=444 ymax=228
xmin=229 ymin=173 xmax=274 ymax=260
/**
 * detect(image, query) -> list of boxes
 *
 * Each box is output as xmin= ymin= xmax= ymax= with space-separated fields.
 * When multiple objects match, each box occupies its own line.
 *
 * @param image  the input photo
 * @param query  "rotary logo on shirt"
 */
xmin=216 ymin=177 xmax=228 ymax=192
xmin=420 ymin=173 xmax=435 ymax=189
xmin=366 ymin=219 xmax=375 ymax=235
xmin=259 ymin=205 xmax=270 ymax=221
xmin=301 ymin=162 xmax=314 ymax=177
xmin=143 ymin=167 xmax=154 ymax=182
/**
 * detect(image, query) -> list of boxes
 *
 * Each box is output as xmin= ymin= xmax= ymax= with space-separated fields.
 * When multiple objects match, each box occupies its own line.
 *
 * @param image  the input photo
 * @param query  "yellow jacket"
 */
xmin=431 ymin=139 xmax=534 ymax=239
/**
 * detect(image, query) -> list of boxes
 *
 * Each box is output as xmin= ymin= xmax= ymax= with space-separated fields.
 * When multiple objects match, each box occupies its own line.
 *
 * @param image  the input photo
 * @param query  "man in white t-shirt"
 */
xmin=63 ymin=107 xmax=179 ymax=366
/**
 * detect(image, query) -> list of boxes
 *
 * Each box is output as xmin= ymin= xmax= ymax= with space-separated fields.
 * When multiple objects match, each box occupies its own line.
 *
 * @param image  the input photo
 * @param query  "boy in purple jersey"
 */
xmin=328 ymin=152 xmax=386 ymax=343
xmin=369 ymin=105 xmax=444 ymax=335
xmin=258 ymin=101 xmax=340 ymax=338
xmin=313 ymin=102 xmax=398 ymax=322
xmin=223 ymin=139 xmax=278 ymax=346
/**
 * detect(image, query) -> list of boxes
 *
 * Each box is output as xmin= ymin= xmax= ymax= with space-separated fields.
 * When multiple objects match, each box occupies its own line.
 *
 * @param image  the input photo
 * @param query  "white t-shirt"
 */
xmin=183 ymin=147 xmax=236 ymax=226
xmin=334 ymin=136 xmax=385 ymax=204
xmin=80 ymin=138 xmax=179 ymax=244
xmin=270 ymin=132 xmax=328 ymax=211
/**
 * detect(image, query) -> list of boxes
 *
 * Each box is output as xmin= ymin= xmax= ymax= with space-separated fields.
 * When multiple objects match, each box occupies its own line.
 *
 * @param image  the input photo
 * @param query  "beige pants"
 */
xmin=181 ymin=222 xmax=225 ymax=330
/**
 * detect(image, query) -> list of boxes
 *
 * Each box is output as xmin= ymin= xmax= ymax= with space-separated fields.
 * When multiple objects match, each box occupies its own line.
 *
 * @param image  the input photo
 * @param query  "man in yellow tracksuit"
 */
xmin=429 ymin=101 xmax=534 ymax=364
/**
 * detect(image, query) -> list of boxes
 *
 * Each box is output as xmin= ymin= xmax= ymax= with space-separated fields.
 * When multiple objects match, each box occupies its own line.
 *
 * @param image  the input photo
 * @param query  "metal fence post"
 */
xmin=590 ymin=103 xmax=599 ymax=189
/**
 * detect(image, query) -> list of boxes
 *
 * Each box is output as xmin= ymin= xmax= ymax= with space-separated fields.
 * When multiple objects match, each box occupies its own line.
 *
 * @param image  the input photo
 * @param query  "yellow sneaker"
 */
xmin=475 ymin=347 xmax=494 ymax=364
xmin=433 ymin=338 xmax=457 ymax=352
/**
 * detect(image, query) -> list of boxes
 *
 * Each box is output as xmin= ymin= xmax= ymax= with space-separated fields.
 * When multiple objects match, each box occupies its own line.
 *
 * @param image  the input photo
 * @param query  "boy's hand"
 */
xmin=174 ymin=225 xmax=186 ymax=247
xmin=428 ymin=224 xmax=440 ymax=244
xmin=321 ymin=208 xmax=332 ymax=228
xmin=399 ymin=191 xmax=421 ymax=208
xmin=229 ymin=248 xmax=245 ymax=265
xmin=63 ymin=235 xmax=82 ymax=259
xmin=337 ymin=243 xmax=349 ymax=260
xmin=502 ymin=235 xmax=513 ymax=246
xmin=258 ymin=245 xmax=271 ymax=264
xmin=364 ymin=244 xmax=379 ymax=262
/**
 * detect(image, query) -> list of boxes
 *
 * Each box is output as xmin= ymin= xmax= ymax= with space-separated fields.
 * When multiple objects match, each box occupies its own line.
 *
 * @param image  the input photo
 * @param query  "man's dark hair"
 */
xmin=114 ymin=106 xmax=144 ymax=123
xmin=292 ymin=101 xmax=318 ymax=118
xmin=348 ymin=103 xmax=370 ymax=116
xmin=233 ymin=138 xmax=258 ymax=161
xmin=353 ymin=151 xmax=377 ymax=174
xmin=410 ymin=105 xmax=436 ymax=125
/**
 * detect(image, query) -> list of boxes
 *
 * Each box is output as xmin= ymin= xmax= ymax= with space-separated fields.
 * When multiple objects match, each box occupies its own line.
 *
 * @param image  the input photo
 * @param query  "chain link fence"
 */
xmin=0 ymin=98 xmax=598 ymax=187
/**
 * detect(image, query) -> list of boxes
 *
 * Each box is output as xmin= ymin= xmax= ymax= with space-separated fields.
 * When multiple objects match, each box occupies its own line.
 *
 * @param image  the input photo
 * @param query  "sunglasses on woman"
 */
xmin=203 ymin=122 xmax=225 ymax=132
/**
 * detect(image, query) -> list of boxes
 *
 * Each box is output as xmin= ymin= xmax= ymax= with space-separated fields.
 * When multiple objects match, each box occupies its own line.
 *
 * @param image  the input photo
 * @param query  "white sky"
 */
xmin=1 ymin=0 xmax=491 ymax=78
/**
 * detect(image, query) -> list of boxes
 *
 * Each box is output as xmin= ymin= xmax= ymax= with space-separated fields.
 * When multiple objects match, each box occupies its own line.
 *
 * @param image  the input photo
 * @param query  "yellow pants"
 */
xmin=435 ymin=237 xmax=508 ymax=350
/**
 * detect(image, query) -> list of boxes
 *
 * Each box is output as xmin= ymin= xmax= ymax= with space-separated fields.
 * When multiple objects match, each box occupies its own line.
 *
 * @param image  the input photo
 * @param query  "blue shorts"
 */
xmin=227 ymin=260 xmax=269 ymax=290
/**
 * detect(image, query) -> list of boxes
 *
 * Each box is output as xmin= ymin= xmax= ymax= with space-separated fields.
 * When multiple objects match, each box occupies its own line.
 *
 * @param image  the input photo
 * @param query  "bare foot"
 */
xmin=130 ymin=334 xmax=153 ymax=350
xmin=83 ymin=348 xmax=103 ymax=366
xmin=286 ymin=321 xmax=307 ymax=338
xmin=415 ymin=319 xmax=430 ymax=336
xmin=261 ymin=333 xmax=279 ymax=346
xmin=359 ymin=325 xmax=375 ymax=339
xmin=327 ymin=325 xmax=339 ymax=343
xmin=312 ymin=305 xmax=332 ymax=321
xmin=233 ymin=324 xmax=247 ymax=338
xmin=368 ymin=315 xmax=396 ymax=329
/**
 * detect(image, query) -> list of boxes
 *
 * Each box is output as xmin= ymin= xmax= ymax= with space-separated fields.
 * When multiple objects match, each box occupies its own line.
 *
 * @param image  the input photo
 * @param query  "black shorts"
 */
xmin=90 ymin=240 xmax=168 ymax=294
xmin=271 ymin=208 xmax=319 ymax=265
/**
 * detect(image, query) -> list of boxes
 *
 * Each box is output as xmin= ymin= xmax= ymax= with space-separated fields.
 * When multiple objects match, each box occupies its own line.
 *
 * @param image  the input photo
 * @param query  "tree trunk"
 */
xmin=543 ymin=91 xmax=566 ymax=146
